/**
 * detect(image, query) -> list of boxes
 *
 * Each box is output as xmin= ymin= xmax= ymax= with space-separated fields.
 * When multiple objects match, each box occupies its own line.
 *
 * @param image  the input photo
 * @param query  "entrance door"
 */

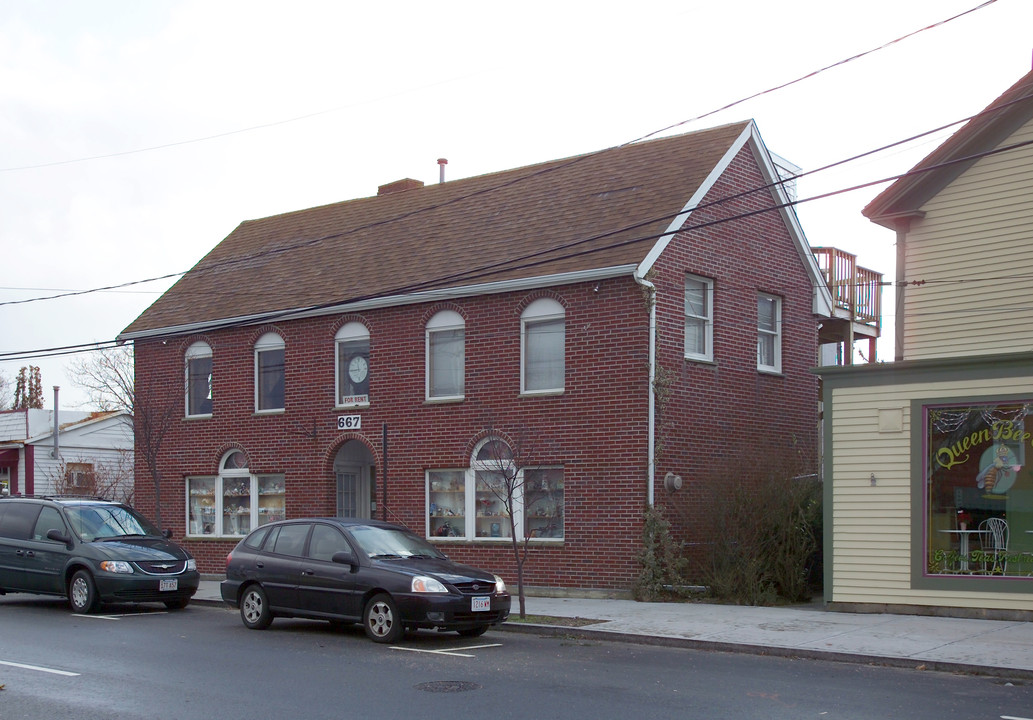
xmin=334 ymin=441 xmax=376 ymax=519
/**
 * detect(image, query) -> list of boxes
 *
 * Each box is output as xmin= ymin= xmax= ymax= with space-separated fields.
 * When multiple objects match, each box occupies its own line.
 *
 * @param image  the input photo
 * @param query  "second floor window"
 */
xmin=336 ymin=322 xmax=370 ymax=406
xmin=255 ymin=332 xmax=285 ymax=412
xmin=757 ymin=293 xmax=782 ymax=373
xmin=521 ymin=298 xmax=565 ymax=393
xmin=185 ymin=341 xmax=213 ymax=417
xmin=426 ymin=310 xmax=465 ymax=400
xmin=685 ymin=275 xmax=714 ymax=362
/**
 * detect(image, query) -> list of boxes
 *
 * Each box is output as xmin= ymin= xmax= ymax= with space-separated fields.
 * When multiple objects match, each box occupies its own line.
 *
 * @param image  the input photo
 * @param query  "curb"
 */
xmin=497 ymin=622 xmax=1033 ymax=682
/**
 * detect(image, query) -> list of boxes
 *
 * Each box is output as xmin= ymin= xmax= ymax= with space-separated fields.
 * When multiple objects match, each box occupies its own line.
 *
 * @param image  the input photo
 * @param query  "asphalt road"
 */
xmin=1 ymin=595 xmax=1031 ymax=720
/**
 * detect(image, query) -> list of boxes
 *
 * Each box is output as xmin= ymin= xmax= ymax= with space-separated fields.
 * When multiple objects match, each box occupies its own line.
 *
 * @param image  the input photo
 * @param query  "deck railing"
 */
xmin=812 ymin=247 xmax=882 ymax=329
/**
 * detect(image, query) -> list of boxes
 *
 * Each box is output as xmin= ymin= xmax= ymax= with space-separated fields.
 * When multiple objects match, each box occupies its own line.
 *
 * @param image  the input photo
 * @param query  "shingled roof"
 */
xmin=121 ymin=120 xmax=808 ymax=340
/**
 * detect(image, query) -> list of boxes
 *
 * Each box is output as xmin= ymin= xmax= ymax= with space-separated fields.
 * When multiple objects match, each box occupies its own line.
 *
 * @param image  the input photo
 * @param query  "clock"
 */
xmin=347 ymin=354 xmax=369 ymax=384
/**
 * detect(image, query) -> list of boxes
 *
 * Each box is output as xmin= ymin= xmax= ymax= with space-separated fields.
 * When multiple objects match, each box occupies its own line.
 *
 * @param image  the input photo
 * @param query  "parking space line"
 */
xmin=390 ymin=643 xmax=502 ymax=658
xmin=0 ymin=660 xmax=80 ymax=677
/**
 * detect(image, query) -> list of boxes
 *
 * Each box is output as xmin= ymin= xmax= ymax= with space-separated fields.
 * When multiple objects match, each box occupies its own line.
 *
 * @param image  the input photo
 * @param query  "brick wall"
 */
xmin=133 ymin=144 xmax=821 ymax=592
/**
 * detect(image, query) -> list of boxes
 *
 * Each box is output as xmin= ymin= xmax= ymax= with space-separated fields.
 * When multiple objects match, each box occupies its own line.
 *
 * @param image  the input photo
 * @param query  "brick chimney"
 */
xmin=377 ymin=178 xmax=425 ymax=196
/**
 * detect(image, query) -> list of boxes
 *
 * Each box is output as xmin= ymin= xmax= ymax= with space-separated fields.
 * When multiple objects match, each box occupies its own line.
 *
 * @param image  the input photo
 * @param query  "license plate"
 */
xmin=471 ymin=596 xmax=490 ymax=612
xmin=159 ymin=579 xmax=178 ymax=592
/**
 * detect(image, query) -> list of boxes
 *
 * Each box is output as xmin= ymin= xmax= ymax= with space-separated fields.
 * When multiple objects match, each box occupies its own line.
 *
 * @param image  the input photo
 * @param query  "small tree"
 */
xmin=46 ymin=453 xmax=135 ymax=503
xmin=475 ymin=426 xmax=558 ymax=618
xmin=0 ymin=370 xmax=12 ymax=410
xmin=69 ymin=345 xmax=134 ymax=412
xmin=69 ymin=344 xmax=179 ymax=529
xmin=13 ymin=366 xmax=43 ymax=409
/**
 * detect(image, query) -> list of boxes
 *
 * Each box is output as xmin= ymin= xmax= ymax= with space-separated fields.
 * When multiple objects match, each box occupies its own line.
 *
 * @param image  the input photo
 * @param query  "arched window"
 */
xmin=425 ymin=437 xmax=564 ymax=541
xmin=185 ymin=341 xmax=213 ymax=417
xmin=521 ymin=298 xmax=564 ymax=393
xmin=186 ymin=450 xmax=285 ymax=538
xmin=255 ymin=332 xmax=285 ymax=412
xmin=426 ymin=310 xmax=464 ymax=400
xmin=335 ymin=322 xmax=370 ymax=406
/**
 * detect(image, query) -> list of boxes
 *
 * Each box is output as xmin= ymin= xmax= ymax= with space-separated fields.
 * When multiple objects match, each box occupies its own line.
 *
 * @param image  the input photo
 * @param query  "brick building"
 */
xmin=119 ymin=120 xmax=841 ymax=592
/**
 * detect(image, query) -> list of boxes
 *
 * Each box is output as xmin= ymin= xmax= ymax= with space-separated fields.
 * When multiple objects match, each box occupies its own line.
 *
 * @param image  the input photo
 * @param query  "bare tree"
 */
xmin=68 ymin=344 xmax=179 ymax=530
xmin=69 ymin=345 xmax=134 ymax=412
xmin=0 ymin=369 xmax=12 ymax=410
xmin=476 ymin=426 xmax=562 ymax=618
xmin=46 ymin=453 xmax=135 ymax=503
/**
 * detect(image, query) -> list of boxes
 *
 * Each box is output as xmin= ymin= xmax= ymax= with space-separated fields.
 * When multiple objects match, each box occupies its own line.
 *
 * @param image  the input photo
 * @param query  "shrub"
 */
xmin=633 ymin=504 xmax=689 ymax=601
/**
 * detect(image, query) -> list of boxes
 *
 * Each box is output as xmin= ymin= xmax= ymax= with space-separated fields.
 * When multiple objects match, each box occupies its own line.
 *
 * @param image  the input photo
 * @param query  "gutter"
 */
xmin=632 ymin=269 xmax=657 ymax=506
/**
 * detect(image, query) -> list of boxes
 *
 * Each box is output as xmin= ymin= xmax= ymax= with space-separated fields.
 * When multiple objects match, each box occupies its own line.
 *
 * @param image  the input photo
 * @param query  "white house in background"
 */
xmin=0 ymin=409 xmax=134 ymax=499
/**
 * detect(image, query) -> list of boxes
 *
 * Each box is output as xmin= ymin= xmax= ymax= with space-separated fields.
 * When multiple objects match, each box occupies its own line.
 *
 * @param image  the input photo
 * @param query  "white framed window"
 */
xmin=336 ymin=322 xmax=370 ymax=407
xmin=186 ymin=451 xmax=285 ymax=537
xmin=426 ymin=310 xmax=465 ymax=400
xmin=685 ymin=275 xmax=714 ymax=362
xmin=757 ymin=293 xmax=782 ymax=373
xmin=426 ymin=438 xmax=564 ymax=541
xmin=521 ymin=298 xmax=565 ymax=394
xmin=255 ymin=332 xmax=285 ymax=413
xmin=185 ymin=341 xmax=213 ymax=417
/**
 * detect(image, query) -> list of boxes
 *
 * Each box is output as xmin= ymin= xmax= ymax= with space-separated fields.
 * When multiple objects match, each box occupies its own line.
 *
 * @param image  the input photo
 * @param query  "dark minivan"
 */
xmin=0 ymin=496 xmax=199 ymax=613
xmin=221 ymin=518 xmax=510 ymax=643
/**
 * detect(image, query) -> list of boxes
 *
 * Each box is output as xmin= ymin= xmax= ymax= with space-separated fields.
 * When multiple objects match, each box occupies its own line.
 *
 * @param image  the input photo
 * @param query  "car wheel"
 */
xmin=457 ymin=625 xmax=489 ymax=638
xmin=363 ymin=593 xmax=403 ymax=644
xmin=68 ymin=570 xmax=99 ymax=614
xmin=240 ymin=584 xmax=273 ymax=630
xmin=164 ymin=598 xmax=190 ymax=610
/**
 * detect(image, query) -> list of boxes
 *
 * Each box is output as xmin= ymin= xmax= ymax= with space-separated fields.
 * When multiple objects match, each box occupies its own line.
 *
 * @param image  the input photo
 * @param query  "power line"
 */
xmin=0 ymin=0 xmax=996 ymax=311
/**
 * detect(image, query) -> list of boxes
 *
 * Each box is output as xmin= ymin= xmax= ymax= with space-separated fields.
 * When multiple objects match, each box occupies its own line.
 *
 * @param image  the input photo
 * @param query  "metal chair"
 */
xmin=978 ymin=517 xmax=1009 ymax=574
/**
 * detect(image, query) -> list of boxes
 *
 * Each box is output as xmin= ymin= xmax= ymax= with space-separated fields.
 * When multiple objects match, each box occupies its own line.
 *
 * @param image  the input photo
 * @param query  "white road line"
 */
xmin=0 ymin=660 xmax=80 ymax=677
xmin=390 ymin=642 xmax=503 ymax=658
xmin=1001 ymin=716 xmax=1033 ymax=720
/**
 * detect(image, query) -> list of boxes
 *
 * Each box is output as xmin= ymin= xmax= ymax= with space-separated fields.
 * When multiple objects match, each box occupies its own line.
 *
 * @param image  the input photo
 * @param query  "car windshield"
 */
xmin=348 ymin=525 xmax=447 ymax=560
xmin=64 ymin=505 xmax=162 ymax=541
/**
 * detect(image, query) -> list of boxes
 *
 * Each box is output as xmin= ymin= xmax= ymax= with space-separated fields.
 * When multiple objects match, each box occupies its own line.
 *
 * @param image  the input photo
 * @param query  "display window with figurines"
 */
xmin=427 ymin=470 xmax=466 ymax=538
xmin=187 ymin=477 xmax=217 ymax=536
xmin=425 ymin=438 xmax=564 ymax=542
xmin=257 ymin=476 xmax=286 ymax=525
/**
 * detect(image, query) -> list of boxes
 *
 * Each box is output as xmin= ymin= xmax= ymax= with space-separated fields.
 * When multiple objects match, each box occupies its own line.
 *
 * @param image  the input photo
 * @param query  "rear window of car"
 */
xmin=243 ymin=525 xmax=271 ymax=549
xmin=269 ymin=523 xmax=309 ymax=557
xmin=0 ymin=502 xmax=44 ymax=540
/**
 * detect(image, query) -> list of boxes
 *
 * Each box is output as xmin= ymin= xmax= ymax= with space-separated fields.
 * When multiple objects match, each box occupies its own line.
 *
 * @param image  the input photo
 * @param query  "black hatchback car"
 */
xmin=0 ymin=496 xmax=199 ymax=613
xmin=221 ymin=518 xmax=511 ymax=643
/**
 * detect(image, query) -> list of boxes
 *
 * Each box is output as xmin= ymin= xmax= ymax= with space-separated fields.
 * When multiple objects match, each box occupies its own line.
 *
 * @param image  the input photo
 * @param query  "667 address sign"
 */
xmin=337 ymin=415 xmax=362 ymax=431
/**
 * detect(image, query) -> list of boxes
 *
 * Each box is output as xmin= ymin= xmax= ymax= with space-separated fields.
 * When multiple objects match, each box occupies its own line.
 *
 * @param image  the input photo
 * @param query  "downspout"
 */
xmin=633 ymin=271 xmax=657 ymax=506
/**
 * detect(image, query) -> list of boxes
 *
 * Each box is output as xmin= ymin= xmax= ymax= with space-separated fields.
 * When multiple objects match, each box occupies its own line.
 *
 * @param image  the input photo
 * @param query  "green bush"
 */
xmin=633 ymin=505 xmax=689 ymax=601
xmin=700 ymin=471 xmax=822 ymax=605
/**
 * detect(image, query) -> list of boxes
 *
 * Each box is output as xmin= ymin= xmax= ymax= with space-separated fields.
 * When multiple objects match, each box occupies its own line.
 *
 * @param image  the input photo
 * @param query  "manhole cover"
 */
xmin=414 ymin=680 xmax=481 ymax=693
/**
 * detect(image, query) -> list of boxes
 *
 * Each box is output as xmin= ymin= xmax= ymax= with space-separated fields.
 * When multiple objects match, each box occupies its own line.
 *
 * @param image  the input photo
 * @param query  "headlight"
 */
xmin=186 ymin=558 xmax=197 ymax=571
xmin=99 ymin=561 xmax=134 ymax=574
xmin=411 ymin=575 xmax=448 ymax=593
xmin=494 ymin=575 xmax=507 ymax=594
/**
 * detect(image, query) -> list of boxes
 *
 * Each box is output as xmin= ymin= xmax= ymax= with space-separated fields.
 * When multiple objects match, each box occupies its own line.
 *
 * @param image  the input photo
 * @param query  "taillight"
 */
xmin=225 ymin=552 xmax=232 ymax=569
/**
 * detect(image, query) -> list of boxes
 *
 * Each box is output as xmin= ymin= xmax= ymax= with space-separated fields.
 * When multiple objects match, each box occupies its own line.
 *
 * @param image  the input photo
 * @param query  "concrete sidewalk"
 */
xmin=195 ymin=580 xmax=1033 ymax=679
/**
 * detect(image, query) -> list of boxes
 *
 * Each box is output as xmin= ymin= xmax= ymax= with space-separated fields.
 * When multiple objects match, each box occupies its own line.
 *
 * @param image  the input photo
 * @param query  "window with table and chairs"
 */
xmin=924 ymin=399 xmax=1033 ymax=579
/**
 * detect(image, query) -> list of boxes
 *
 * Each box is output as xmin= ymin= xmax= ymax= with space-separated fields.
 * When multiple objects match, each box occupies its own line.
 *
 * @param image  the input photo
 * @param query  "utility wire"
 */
xmin=0 ymin=0 xmax=997 ymax=310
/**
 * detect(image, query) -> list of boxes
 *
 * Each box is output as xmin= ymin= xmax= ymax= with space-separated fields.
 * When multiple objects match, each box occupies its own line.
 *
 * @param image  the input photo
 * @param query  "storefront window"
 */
xmin=925 ymin=400 xmax=1033 ymax=577
xmin=187 ymin=451 xmax=284 ymax=537
xmin=426 ymin=439 xmax=564 ymax=542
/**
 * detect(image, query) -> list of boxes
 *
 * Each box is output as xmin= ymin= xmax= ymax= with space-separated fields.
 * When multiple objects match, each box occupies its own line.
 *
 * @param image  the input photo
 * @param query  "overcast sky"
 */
xmin=2 ymin=0 xmax=1031 ymax=409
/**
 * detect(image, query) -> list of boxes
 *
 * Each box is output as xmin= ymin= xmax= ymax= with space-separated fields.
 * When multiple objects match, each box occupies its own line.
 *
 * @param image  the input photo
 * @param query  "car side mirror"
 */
xmin=46 ymin=528 xmax=73 ymax=547
xmin=331 ymin=550 xmax=358 ymax=568
xmin=163 ymin=528 xmax=173 ymax=539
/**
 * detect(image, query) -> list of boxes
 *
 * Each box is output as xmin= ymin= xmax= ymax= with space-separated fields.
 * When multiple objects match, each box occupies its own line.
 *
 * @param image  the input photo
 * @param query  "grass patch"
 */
xmin=506 ymin=614 xmax=606 ymax=627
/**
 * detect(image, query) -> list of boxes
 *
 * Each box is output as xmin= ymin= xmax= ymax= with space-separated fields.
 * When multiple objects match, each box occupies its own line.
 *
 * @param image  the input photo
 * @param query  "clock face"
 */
xmin=348 ymin=355 xmax=369 ymax=384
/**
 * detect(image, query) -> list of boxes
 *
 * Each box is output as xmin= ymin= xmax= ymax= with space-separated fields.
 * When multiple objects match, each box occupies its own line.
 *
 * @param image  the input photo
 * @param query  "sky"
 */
xmin=1 ymin=0 xmax=1031 ymax=409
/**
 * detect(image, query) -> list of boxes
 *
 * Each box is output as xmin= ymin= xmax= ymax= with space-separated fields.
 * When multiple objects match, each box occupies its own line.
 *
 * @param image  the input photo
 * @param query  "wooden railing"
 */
xmin=812 ymin=247 xmax=882 ymax=329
